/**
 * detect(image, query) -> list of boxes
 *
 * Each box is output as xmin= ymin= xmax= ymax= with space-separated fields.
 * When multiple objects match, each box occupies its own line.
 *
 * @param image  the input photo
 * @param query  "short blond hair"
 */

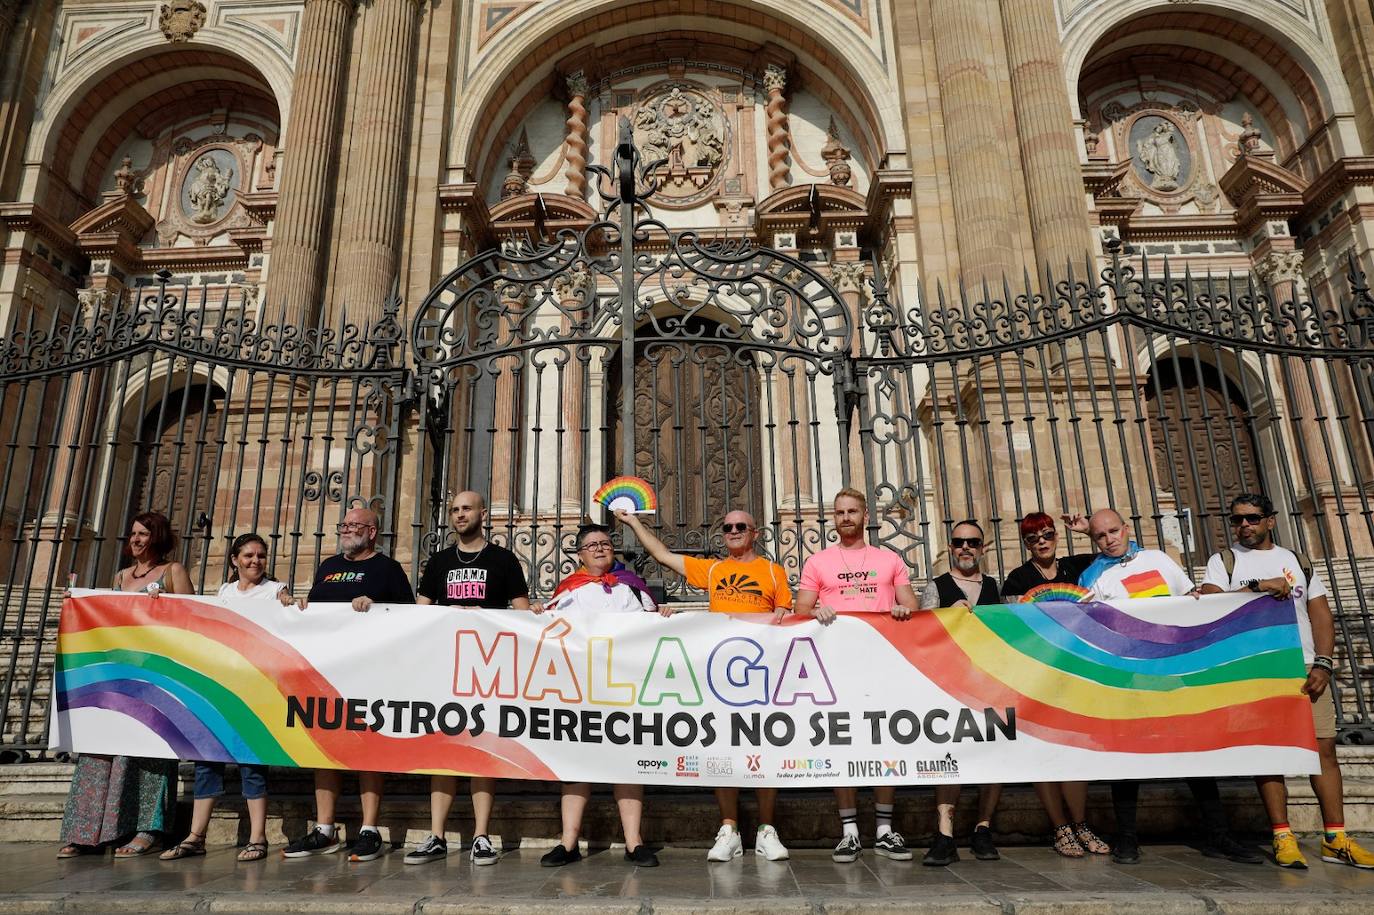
xmin=833 ymin=487 xmax=867 ymax=511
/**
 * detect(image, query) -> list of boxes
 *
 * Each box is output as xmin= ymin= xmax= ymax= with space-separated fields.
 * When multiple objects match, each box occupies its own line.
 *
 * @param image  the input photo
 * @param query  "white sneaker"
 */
xmin=754 ymin=825 xmax=790 ymax=861
xmin=706 ymin=824 xmax=743 ymax=861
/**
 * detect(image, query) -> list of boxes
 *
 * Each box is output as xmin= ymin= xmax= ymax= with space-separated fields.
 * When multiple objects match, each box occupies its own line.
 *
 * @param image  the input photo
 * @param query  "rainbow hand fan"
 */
xmin=594 ymin=476 xmax=659 ymax=514
xmin=1021 ymin=582 xmax=1091 ymax=603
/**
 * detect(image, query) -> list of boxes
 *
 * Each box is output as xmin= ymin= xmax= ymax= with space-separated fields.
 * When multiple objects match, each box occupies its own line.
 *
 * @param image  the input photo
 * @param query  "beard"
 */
xmin=953 ymin=554 xmax=980 ymax=573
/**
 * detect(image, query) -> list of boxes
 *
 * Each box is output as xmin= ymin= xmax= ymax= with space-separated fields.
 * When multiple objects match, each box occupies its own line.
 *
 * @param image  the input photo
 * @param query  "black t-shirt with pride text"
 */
xmin=417 ymin=543 xmax=529 ymax=608
xmin=307 ymin=552 xmax=415 ymax=604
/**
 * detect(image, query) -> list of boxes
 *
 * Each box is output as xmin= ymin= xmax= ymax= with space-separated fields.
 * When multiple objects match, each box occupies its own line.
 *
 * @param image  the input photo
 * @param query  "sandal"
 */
xmin=1073 ymin=822 xmax=1110 ymax=855
xmin=158 ymin=832 xmax=205 ymax=860
xmin=115 ymin=832 xmax=160 ymax=858
xmin=237 ymin=841 xmax=269 ymax=863
xmin=1053 ymin=824 xmax=1085 ymax=858
xmin=57 ymin=843 xmax=99 ymax=859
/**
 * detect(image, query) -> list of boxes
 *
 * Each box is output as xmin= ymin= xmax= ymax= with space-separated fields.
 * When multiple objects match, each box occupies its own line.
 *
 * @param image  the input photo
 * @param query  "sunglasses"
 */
xmin=722 ymin=523 xmax=753 ymax=534
xmin=951 ymin=537 xmax=983 ymax=549
xmin=1230 ymin=512 xmax=1272 ymax=525
xmin=1023 ymin=529 xmax=1056 ymax=545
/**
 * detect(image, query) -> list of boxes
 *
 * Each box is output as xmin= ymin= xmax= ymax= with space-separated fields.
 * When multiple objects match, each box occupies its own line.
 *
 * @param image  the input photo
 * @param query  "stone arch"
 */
xmin=450 ymin=0 xmax=902 ymax=190
xmin=1062 ymin=0 xmax=1352 ymax=125
xmin=27 ymin=41 xmax=285 ymax=221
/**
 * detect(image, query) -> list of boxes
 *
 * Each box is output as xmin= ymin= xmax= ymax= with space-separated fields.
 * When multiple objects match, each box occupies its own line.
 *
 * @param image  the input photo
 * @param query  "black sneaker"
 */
xmin=282 ymin=826 xmax=342 ymax=858
xmin=348 ymin=829 xmax=386 ymax=862
xmin=1201 ymin=833 xmax=1263 ymax=864
xmin=1112 ymin=835 xmax=1141 ymax=865
xmin=923 ymin=833 xmax=959 ymax=867
xmin=832 ymin=834 xmax=861 ymax=863
xmin=625 ymin=844 xmax=659 ymax=867
xmin=971 ymin=824 xmax=1000 ymax=861
xmin=874 ymin=831 xmax=913 ymax=861
xmin=403 ymin=835 xmax=447 ymax=865
xmin=540 ymin=844 xmax=582 ymax=867
xmin=470 ymin=834 xmax=498 ymax=866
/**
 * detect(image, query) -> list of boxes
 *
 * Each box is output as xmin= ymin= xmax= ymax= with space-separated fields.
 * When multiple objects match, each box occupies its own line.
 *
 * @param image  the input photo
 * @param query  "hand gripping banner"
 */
xmin=52 ymin=591 xmax=1320 ymax=785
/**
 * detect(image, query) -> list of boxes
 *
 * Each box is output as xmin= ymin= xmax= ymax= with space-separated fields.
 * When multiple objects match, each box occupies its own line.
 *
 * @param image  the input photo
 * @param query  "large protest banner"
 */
xmin=52 ymin=590 xmax=1319 ymax=785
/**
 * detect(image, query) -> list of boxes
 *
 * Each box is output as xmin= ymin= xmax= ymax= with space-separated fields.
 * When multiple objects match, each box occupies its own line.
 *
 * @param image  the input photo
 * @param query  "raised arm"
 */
xmin=614 ymin=509 xmax=687 ymax=576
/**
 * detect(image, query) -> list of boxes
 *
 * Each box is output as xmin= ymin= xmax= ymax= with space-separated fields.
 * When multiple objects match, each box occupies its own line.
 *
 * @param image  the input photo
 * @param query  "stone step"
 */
xmin=3 ymin=768 xmax=1372 ymax=846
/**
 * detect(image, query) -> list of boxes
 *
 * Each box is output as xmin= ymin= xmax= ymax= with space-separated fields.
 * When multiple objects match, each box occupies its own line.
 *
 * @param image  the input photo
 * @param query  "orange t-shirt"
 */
xmin=682 ymin=555 xmax=793 ymax=614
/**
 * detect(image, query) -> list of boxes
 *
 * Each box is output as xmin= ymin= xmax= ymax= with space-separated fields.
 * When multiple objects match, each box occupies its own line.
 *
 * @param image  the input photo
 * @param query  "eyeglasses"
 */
xmin=951 ymin=537 xmax=983 ymax=549
xmin=1023 ymin=529 xmax=1056 ymax=545
xmin=722 ymin=523 xmax=754 ymax=534
xmin=1230 ymin=512 xmax=1271 ymax=525
xmin=336 ymin=522 xmax=374 ymax=533
xmin=580 ymin=541 xmax=614 ymax=552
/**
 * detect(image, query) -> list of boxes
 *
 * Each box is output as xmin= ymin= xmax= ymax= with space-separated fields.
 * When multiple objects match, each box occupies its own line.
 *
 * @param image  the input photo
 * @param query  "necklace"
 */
xmin=129 ymin=561 xmax=157 ymax=579
xmin=1033 ymin=560 xmax=1058 ymax=581
xmin=453 ymin=542 xmax=487 ymax=566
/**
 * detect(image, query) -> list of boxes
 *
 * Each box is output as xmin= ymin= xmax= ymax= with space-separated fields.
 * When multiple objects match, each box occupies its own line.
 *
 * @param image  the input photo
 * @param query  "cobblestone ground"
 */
xmin=1 ymin=839 xmax=1373 ymax=913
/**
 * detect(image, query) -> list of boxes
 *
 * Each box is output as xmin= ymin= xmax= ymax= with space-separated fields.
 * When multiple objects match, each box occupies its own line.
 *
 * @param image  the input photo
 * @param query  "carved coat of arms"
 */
xmin=159 ymin=0 xmax=207 ymax=42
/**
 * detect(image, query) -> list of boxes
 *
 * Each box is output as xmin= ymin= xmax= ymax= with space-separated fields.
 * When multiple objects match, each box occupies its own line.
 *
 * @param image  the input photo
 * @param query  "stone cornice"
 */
xmin=756 ymin=183 xmax=868 ymax=237
xmin=1300 ymin=156 xmax=1374 ymax=218
xmin=1218 ymin=155 xmax=1307 ymax=235
xmin=0 ymin=202 xmax=80 ymax=255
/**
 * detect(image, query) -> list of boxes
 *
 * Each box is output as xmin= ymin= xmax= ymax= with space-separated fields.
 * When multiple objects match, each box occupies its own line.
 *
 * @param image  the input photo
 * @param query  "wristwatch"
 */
xmin=1241 ymin=579 xmax=1260 ymax=592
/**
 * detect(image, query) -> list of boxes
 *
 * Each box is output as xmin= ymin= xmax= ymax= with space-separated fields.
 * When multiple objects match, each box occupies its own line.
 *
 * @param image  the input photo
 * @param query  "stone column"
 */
xmin=487 ymin=280 xmax=526 ymax=516
xmin=332 ymin=0 xmax=422 ymax=323
xmin=763 ymin=65 xmax=791 ymax=191
xmin=1001 ymin=0 xmax=1091 ymax=272
xmin=562 ymin=71 xmax=590 ymax=201
xmin=266 ymin=0 xmax=354 ymax=323
xmin=930 ymin=0 xmax=1019 ymax=284
xmin=552 ymin=266 xmax=591 ymax=513
xmin=1324 ymin=0 xmax=1374 ymax=154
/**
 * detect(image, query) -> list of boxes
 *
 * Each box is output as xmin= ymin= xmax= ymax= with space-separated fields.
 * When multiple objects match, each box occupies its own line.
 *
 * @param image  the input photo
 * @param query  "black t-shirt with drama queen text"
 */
xmin=417 ymin=543 xmax=529 ymax=608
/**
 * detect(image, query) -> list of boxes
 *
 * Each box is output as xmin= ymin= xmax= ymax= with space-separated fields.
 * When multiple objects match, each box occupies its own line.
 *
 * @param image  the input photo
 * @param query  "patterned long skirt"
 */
xmin=59 ymin=755 xmax=177 ymax=846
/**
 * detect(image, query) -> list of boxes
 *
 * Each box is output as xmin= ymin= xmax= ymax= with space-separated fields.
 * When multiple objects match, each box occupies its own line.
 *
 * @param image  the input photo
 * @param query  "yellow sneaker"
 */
xmin=1272 ymin=832 xmax=1306 ymax=869
xmin=1321 ymin=833 xmax=1374 ymax=869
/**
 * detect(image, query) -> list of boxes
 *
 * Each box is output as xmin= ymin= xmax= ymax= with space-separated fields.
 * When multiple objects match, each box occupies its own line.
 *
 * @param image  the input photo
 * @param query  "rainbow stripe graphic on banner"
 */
xmin=594 ymin=476 xmax=658 ymax=514
xmin=861 ymin=595 xmax=1312 ymax=754
xmin=1020 ymin=583 xmax=1091 ymax=604
xmin=56 ymin=594 xmax=556 ymax=779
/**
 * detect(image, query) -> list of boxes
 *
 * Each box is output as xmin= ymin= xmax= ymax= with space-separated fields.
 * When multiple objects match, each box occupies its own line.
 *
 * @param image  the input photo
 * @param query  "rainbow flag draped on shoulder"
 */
xmin=52 ymin=590 xmax=1318 ymax=785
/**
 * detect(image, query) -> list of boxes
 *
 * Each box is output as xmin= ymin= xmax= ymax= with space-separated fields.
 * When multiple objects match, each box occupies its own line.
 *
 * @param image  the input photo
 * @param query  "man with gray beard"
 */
xmin=283 ymin=506 xmax=414 ymax=863
xmin=918 ymin=520 xmax=1003 ymax=866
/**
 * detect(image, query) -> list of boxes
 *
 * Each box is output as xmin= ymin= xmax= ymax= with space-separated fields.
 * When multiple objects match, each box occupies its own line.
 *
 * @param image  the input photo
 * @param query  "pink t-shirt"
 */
xmin=799 ymin=544 xmax=912 ymax=613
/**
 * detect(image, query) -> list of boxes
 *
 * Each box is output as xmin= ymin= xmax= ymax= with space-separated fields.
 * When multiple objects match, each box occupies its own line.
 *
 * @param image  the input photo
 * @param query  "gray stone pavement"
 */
xmin=1 ymin=840 xmax=1373 ymax=914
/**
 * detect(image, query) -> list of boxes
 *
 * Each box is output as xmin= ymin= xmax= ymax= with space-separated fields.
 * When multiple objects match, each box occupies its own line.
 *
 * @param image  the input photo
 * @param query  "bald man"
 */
xmin=285 ymin=506 xmax=414 ymax=863
xmin=1066 ymin=507 xmax=1258 ymax=866
xmin=617 ymin=508 xmax=793 ymax=862
xmin=408 ymin=490 xmax=530 ymax=866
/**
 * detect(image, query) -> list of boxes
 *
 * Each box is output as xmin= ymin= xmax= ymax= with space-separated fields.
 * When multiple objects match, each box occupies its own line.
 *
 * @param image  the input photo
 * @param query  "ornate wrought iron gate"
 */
xmin=2 ymin=119 xmax=1374 ymax=756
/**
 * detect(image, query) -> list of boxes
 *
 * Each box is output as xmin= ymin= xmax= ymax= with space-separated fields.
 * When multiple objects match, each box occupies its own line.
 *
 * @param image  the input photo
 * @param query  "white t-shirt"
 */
xmin=217 ymin=579 xmax=288 ymax=601
xmin=1201 ymin=543 xmax=1327 ymax=663
xmin=546 ymin=581 xmax=656 ymax=615
xmin=1087 ymin=549 xmax=1194 ymax=601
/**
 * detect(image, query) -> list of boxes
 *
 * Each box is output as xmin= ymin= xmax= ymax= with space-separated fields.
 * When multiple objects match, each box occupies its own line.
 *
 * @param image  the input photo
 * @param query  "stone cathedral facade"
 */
xmin=1 ymin=0 xmax=1373 ymax=574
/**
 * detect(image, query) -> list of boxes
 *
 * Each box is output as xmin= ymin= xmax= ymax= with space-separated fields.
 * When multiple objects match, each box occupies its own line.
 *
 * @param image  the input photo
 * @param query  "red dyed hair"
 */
xmin=126 ymin=511 xmax=176 ymax=563
xmin=1018 ymin=511 xmax=1055 ymax=540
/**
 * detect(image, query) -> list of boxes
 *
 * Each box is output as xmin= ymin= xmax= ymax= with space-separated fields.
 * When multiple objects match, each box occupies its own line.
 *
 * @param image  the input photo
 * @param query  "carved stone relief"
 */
xmin=631 ymin=82 xmax=729 ymax=207
xmin=185 ymin=153 xmax=234 ymax=223
xmin=159 ymin=0 xmax=206 ymax=42
xmin=1131 ymin=115 xmax=1189 ymax=192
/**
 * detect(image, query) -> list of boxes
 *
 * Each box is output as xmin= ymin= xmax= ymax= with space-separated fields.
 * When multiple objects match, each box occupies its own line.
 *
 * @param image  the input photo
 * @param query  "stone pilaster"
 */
xmin=266 ymin=0 xmax=354 ymax=323
xmin=763 ymin=65 xmax=791 ymax=191
xmin=332 ymin=0 xmax=422 ymax=323
xmin=1000 ymin=0 xmax=1091 ymax=272
xmin=1324 ymin=0 xmax=1374 ymax=154
xmin=930 ymin=0 xmax=1020 ymax=285
xmin=562 ymin=71 xmax=589 ymax=201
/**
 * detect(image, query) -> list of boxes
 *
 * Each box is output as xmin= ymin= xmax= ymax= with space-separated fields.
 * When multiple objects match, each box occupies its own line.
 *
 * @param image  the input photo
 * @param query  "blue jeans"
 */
xmin=193 ymin=761 xmax=267 ymax=800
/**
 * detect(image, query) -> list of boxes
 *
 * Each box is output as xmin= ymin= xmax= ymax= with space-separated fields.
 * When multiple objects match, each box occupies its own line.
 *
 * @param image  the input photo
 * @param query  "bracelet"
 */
xmin=1311 ymin=656 xmax=1335 ymax=672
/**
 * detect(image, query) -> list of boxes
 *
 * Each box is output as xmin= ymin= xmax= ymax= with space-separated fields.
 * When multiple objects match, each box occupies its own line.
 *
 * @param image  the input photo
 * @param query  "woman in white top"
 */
xmin=163 ymin=533 xmax=293 ymax=863
xmin=537 ymin=524 xmax=663 ymax=868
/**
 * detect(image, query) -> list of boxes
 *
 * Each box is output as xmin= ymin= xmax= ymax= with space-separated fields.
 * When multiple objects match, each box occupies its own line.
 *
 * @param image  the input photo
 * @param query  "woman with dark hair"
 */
xmin=1000 ymin=512 xmax=1108 ymax=858
xmin=535 ymin=523 xmax=667 ymax=868
xmin=57 ymin=512 xmax=191 ymax=859
xmin=161 ymin=533 xmax=294 ymax=863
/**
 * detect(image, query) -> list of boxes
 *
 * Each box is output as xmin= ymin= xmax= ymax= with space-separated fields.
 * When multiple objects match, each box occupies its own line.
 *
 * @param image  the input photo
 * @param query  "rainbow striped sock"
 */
xmin=1272 ymin=823 xmax=1292 ymax=837
xmin=1324 ymin=823 xmax=1345 ymax=842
